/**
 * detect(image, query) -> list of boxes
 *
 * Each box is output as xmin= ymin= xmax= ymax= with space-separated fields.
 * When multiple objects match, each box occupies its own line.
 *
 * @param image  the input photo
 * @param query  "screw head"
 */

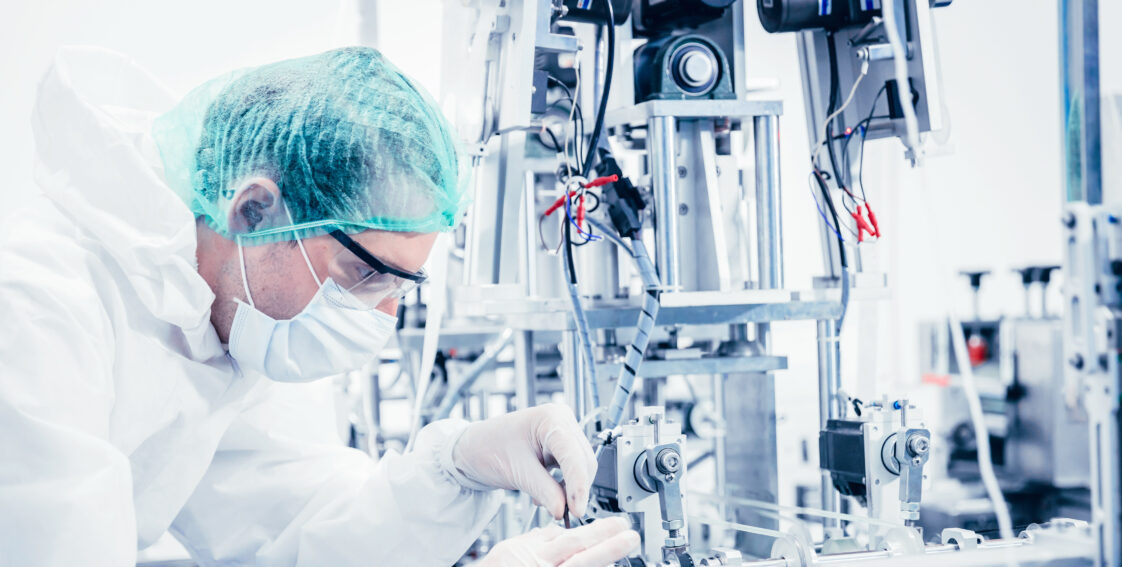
xmin=678 ymin=203 xmax=689 ymax=215
xmin=908 ymin=435 xmax=930 ymax=456
xmin=656 ymin=448 xmax=682 ymax=473
xmin=677 ymin=166 xmax=688 ymax=178
xmin=1070 ymin=353 xmax=1085 ymax=370
xmin=1063 ymin=212 xmax=1077 ymax=228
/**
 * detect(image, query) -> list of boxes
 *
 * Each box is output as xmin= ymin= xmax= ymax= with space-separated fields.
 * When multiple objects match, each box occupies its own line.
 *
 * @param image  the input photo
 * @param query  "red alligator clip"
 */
xmin=544 ymin=190 xmax=579 ymax=216
xmin=865 ymin=202 xmax=881 ymax=238
xmin=583 ymin=174 xmax=618 ymax=189
xmin=576 ymin=193 xmax=586 ymax=228
xmin=851 ymin=205 xmax=877 ymax=242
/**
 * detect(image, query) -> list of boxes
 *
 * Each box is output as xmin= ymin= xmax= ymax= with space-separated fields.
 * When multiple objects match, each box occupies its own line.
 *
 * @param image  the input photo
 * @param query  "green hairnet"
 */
xmin=153 ymin=46 xmax=469 ymax=244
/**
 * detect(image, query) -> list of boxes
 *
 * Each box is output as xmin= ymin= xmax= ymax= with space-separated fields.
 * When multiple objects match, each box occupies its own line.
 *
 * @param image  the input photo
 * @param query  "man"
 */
xmin=0 ymin=46 xmax=638 ymax=566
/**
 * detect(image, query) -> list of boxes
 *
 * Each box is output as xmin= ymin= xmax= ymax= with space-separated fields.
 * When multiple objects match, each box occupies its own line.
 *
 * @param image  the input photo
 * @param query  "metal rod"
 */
xmin=560 ymin=330 xmax=586 ymax=418
xmin=521 ymin=170 xmax=538 ymax=297
xmin=435 ymin=329 xmax=515 ymax=419
xmin=753 ymin=114 xmax=783 ymax=290
xmin=514 ymin=331 xmax=537 ymax=410
xmin=754 ymin=115 xmax=783 ymax=354
xmin=817 ymin=318 xmax=842 ymax=526
xmin=649 ymin=115 xmax=681 ymax=289
xmin=712 ymin=374 xmax=728 ymax=520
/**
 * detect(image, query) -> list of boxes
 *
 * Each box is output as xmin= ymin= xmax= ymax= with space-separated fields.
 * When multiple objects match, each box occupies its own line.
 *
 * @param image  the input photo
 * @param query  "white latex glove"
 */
xmin=453 ymin=403 xmax=596 ymax=518
xmin=479 ymin=517 xmax=640 ymax=567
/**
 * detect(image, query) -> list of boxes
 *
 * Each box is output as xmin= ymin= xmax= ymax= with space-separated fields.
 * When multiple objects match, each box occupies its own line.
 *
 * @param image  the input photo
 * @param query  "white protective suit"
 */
xmin=0 ymin=47 xmax=500 ymax=566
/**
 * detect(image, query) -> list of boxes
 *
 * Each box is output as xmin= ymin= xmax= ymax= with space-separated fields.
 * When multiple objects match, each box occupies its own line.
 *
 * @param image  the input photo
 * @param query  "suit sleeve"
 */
xmin=0 ymin=232 xmax=137 ymax=567
xmin=171 ymin=380 xmax=502 ymax=567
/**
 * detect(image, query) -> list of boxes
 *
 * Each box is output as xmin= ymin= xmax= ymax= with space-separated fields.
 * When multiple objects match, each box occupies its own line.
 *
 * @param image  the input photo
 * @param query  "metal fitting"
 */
xmin=907 ymin=435 xmax=930 ymax=456
xmin=656 ymin=448 xmax=682 ymax=474
xmin=665 ymin=535 xmax=688 ymax=548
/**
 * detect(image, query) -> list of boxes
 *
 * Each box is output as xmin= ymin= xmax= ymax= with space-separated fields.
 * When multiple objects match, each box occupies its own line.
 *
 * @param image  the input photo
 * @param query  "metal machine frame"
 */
xmin=351 ymin=1 xmax=1117 ymax=565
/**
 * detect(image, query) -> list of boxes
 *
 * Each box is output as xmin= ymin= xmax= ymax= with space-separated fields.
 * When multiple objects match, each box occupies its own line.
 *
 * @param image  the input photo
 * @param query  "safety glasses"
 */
xmin=326 ymin=229 xmax=428 ymax=307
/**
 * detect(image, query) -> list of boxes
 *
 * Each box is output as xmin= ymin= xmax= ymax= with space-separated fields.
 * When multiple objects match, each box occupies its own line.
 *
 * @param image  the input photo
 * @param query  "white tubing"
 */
xmin=947 ymin=314 xmax=1015 ymax=542
xmin=881 ymin=0 xmax=921 ymax=157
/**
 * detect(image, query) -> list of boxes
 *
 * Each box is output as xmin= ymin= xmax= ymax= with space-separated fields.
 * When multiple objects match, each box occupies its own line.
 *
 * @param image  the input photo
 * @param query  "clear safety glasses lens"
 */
xmin=326 ymin=229 xmax=427 ymax=308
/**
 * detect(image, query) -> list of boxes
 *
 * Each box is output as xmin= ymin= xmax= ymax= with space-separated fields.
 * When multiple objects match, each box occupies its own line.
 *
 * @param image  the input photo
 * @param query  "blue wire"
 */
xmin=812 ymin=193 xmax=844 ymax=241
xmin=563 ymin=192 xmax=601 ymax=242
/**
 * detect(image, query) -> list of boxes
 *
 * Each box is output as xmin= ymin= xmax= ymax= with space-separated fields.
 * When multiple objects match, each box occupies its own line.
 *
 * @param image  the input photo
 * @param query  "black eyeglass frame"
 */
xmin=328 ymin=229 xmax=428 ymax=284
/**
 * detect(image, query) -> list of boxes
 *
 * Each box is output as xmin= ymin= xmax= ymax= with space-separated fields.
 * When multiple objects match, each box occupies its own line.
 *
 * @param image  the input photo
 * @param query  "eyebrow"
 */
xmin=328 ymin=229 xmax=426 ymax=282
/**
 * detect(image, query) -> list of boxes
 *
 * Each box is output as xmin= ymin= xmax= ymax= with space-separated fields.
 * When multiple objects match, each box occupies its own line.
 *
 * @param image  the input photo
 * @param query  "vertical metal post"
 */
xmin=1060 ymin=0 xmax=1102 ymax=204
xmin=521 ymin=171 xmax=538 ymax=297
xmin=754 ymin=114 xmax=783 ymax=351
xmin=712 ymin=374 xmax=728 ymax=520
xmin=649 ymin=115 xmax=681 ymax=289
xmin=754 ymin=114 xmax=784 ymax=291
xmin=514 ymin=332 xmax=537 ymax=410
xmin=817 ymin=318 xmax=842 ymax=526
xmin=561 ymin=329 xmax=586 ymax=418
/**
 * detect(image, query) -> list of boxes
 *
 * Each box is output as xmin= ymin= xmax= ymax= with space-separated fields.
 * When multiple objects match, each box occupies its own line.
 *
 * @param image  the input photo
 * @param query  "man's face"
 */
xmin=206 ymin=228 xmax=438 ymax=344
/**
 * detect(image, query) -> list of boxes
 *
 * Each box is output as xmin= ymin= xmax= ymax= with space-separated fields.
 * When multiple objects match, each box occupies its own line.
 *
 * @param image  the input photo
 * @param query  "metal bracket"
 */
xmin=941 ymin=528 xmax=982 ymax=550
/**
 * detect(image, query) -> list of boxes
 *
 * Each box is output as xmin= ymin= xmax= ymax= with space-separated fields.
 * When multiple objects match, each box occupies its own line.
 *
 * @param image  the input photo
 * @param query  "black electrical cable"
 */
xmin=540 ymin=126 xmax=564 ymax=153
xmin=822 ymin=34 xmax=858 ymax=216
xmin=545 ymin=80 xmax=585 ymax=175
xmin=584 ymin=190 xmax=601 ymax=213
xmin=841 ymin=85 xmax=887 ymax=194
xmin=547 ymin=74 xmax=573 ymax=101
xmin=565 ymin=0 xmax=616 ymax=284
xmin=574 ymin=101 xmax=585 ymax=173
xmin=813 ymin=168 xmax=847 ymax=272
xmin=580 ymin=0 xmax=615 ymax=178
xmin=814 ymin=166 xmax=850 ymax=331
xmin=564 ymin=212 xmax=578 ymax=284
xmin=822 ymin=32 xmax=841 ymax=174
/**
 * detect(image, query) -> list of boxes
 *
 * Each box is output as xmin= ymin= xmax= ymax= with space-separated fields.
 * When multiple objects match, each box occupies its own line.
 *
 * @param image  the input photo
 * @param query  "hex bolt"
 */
xmin=657 ymin=448 xmax=682 ymax=473
xmin=907 ymin=435 xmax=930 ymax=456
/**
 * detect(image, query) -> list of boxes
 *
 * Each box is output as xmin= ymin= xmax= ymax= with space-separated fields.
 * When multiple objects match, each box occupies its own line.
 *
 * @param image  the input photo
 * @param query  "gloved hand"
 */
xmin=453 ymin=403 xmax=596 ymax=518
xmin=479 ymin=517 xmax=640 ymax=567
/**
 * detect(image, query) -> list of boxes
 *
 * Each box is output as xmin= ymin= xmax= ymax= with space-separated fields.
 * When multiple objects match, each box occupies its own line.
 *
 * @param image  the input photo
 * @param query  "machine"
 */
xmin=342 ymin=0 xmax=1116 ymax=565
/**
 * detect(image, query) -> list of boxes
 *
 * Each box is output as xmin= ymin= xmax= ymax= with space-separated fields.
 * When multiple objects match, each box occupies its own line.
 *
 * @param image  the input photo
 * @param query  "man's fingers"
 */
xmin=522 ymin=462 xmax=568 ymax=519
xmin=529 ymin=524 xmax=566 ymax=542
xmin=540 ymin=517 xmax=632 ymax=564
xmin=559 ymin=529 xmax=641 ymax=567
xmin=540 ymin=411 xmax=598 ymax=517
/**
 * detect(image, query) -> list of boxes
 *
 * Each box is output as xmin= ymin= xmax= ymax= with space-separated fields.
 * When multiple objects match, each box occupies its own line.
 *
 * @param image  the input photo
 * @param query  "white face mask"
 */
xmin=227 ymin=235 xmax=397 ymax=381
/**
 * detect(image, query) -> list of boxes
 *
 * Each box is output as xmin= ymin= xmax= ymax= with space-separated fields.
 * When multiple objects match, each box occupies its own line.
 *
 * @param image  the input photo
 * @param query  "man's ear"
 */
xmin=226 ymin=177 xmax=285 ymax=234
